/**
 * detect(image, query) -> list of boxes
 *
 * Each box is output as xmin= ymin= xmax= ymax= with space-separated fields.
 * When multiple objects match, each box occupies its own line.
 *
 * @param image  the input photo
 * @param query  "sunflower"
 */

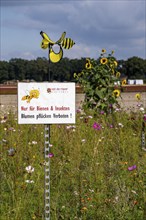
xmin=113 ymin=89 xmax=120 ymax=98
xmin=85 ymin=62 xmax=92 ymax=69
xmin=114 ymin=60 xmax=118 ymax=67
xmin=122 ymin=79 xmax=127 ymax=86
xmin=116 ymin=72 xmax=121 ymax=78
xmin=101 ymin=49 xmax=106 ymax=53
xmin=100 ymin=57 xmax=108 ymax=65
xmin=135 ymin=93 xmax=141 ymax=100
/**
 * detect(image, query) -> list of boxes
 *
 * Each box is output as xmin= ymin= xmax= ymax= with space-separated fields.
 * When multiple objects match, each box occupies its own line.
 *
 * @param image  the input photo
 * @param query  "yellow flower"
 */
xmin=101 ymin=49 xmax=106 ymax=53
xmin=113 ymin=89 xmax=120 ymax=97
xmin=114 ymin=60 xmax=118 ymax=67
xmin=100 ymin=57 xmax=108 ymax=65
xmin=73 ymin=72 xmax=77 ymax=78
xmin=116 ymin=72 xmax=121 ymax=78
xmin=85 ymin=62 xmax=92 ymax=69
xmin=135 ymin=93 xmax=141 ymax=100
xmin=122 ymin=79 xmax=127 ymax=86
xmin=81 ymin=206 xmax=87 ymax=212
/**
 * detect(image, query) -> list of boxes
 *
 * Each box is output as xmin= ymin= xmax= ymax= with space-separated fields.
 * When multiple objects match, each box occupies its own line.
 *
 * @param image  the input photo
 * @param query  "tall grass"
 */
xmin=0 ymin=108 xmax=146 ymax=220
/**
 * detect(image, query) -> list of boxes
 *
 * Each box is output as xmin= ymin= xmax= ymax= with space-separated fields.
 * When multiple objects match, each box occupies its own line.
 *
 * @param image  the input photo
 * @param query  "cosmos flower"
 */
xmin=25 ymin=180 xmax=34 ymax=183
xmin=48 ymin=153 xmax=54 ymax=158
xmin=113 ymin=89 xmax=120 ymax=98
xmin=8 ymin=148 xmax=15 ymax=156
xmin=25 ymin=165 xmax=34 ymax=173
xmin=128 ymin=165 xmax=137 ymax=171
xmin=100 ymin=57 xmax=108 ymax=65
xmin=93 ymin=122 xmax=101 ymax=130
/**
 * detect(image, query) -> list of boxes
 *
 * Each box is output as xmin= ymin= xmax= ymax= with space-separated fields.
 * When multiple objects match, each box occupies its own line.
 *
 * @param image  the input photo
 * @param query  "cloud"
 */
xmin=1 ymin=0 xmax=145 ymax=61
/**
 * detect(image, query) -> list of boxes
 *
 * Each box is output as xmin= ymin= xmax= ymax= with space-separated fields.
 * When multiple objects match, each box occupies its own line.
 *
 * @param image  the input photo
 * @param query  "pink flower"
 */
xmin=93 ymin=122 xmax=101 ymax=130
xmin=48 ymin=153 xmax=54 ymax=158
xmin=128 ymin=165 xmax=137 ymax=171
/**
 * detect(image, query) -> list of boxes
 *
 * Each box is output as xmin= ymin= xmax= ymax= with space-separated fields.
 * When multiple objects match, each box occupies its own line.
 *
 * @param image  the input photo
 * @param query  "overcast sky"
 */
xmin=1 ymin=0 xmax=146 ymax=61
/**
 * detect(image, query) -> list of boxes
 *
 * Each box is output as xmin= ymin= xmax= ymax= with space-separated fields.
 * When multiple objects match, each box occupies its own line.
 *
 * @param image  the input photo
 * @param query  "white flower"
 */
xmin=139 ymin=107 xmax=144 ymax=112
xmin=25 ymin=165 xmax=34 ymax=173
xmin=25 ymin=180 xmax=34 ymax=183
xmin=81 ymin=139 xmax=86 ymax=143
xmin=118 ymin=123 xmax=124 ymax=128
xmin=32 ymin=141 xmax=37 ymax=145
xmin=88 ymin=115 xmax=93 ymax=118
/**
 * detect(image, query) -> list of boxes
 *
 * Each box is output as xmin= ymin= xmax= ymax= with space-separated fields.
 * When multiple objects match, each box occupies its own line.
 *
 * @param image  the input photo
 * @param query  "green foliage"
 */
xmin=0 ymin=56 xmax=145 ymax=83
xmin=0 ymin=109 xmax=146 ymax=220
xmin=74 ymin=50 xmax=121 ymax=113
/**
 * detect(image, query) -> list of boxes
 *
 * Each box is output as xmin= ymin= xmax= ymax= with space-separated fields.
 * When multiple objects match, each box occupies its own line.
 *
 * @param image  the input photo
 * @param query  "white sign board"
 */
xmin=18 ymin=82 xmax=75 ymax=124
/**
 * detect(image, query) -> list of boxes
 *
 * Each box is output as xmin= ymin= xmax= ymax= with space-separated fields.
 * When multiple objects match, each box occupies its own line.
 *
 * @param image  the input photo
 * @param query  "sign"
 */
xmin=18 ymin=82 xmax=75 ymax=124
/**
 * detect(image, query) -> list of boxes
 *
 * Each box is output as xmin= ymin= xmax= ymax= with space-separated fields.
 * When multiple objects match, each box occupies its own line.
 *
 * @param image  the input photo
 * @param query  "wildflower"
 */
xmin=85 ymin=61 xmax=92 ymax=69
xmin=100 ymin=57 xmax=108 ymax=65
xmin=32 ymin=141 xmax=37 ymax=145
xmin=81 ymin=139 xmax=86 ymax=143
xmin=128 ymin=165 xmax=137 ymax=171
xmin=74 ymin=72 xmax=77 ymax=78
xmin=88 ymin=115 xmax=93 ymax=118
xmin=113 ymin=60 xmax=118 ymax=67
xmin=25 ymin=180 xmax=34 ymax=183
xmin=131 ymin=190 xmax=137 ymax=195
xmin=113 ymin=89 xmax=120 ymax=98
xmin=48 ymin=153 xmax=54 ymax=158
xmin=93 ymin=122 xmax=101 ymax=130
xmin=101 ymin=49 xmax=106 ymax=53
xmin=74 ymin=191 xmax=79 ymax=196
xmin=25 ymin=165 xmax=34 ymax=173
xmin=100 ymin=110 xmax=104 ymax=115
xmin=135 ymin=93 xmax=141 ymax=100
xmin=139 ymin=107 xmax=144 ymax=112
xmin=81 ymin=206 xmax=87 ymax=212
xmin=8 ymin=148 xmax=15 ymax=156
xmin=109 ymin=124 xmax=114 ymax=128
xmin=116 ymin=72 xmax=121 ymax=78
xmin=122 ymin=79 xmax=127 ymax=86
xmin=118 ymin=123 xmax=124 ymax=128
xmin=143 ymin=114 xmax=146 ymax=121
xmin=133 ymin=200 xmax=138 ymax=205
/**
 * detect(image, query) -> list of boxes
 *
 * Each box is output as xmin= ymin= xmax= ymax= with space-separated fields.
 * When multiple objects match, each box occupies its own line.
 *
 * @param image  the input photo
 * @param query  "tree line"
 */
xmin=0 ymin=56 xmax=146 ymax=83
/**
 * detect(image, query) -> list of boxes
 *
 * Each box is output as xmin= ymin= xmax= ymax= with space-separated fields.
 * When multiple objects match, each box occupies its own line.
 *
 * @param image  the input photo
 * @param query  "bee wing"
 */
xmin=55 ymin=32 xmax=66 ymax=44
xmin=40 ymin=31 xmax=55 ymax=45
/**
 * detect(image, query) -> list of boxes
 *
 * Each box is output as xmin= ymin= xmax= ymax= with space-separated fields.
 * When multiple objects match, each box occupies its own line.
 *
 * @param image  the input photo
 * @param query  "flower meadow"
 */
xmin=0 ymin=106 xmax=146 ymax=220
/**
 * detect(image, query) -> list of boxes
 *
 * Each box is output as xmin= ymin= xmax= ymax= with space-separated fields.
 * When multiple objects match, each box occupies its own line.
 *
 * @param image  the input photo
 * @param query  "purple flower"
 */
xmin=144 ymin=114 xmax=146 ymax=121
xmin=93 ymin=122 xmax=101 ymax=130
xmin=100 ymin=111 xmax=104 ymax=115
xmin=128 ymin=165 xmax=137 ymax=171
xmin=109 ymin=124 xmax=114 ymax=128
xmin=48 ymin=153 xmax=54 ymax=158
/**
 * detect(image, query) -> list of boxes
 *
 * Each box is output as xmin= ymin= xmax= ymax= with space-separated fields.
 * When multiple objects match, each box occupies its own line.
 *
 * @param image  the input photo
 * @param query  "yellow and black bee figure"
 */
xmin=40 ymin=31 xmax=75 ymax=63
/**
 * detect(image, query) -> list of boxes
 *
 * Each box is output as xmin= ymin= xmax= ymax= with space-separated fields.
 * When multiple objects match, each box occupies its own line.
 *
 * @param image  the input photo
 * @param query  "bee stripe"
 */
xmin=62 ymin=38 xmax=75 ymax=49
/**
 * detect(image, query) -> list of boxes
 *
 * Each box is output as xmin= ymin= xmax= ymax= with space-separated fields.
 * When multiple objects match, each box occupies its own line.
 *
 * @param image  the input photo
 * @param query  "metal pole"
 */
xmin=44 ymin=124 xmax=51 ymax=220
xmin=44 ymin=45 xmax=51 ymax=220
